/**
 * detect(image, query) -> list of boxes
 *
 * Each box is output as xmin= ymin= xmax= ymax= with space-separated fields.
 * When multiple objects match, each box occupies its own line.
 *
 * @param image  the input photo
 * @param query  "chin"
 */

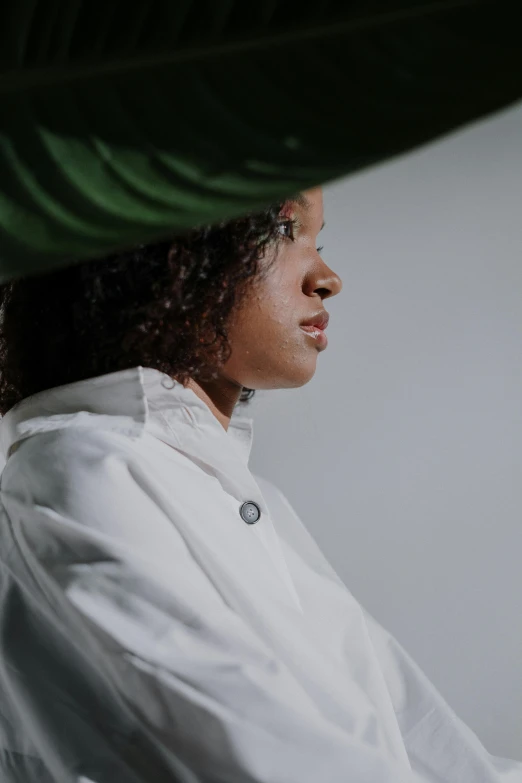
xmin=234 ymin=357 xmax=317 ymax=391
xmin=268 ymin=364 xmax=318 ymax=390
xmin=289 ymin=369 xmax=317 ymax=388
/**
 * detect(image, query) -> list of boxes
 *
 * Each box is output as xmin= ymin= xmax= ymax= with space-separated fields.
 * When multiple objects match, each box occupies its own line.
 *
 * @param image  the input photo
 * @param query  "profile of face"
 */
xmin=222 ymin=187 xmax=342 ymax=391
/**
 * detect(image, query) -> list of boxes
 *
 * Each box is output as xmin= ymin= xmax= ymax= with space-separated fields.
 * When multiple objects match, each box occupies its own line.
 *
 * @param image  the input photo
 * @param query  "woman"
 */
xmin=0 ymin=188 xmax=519 ymax=783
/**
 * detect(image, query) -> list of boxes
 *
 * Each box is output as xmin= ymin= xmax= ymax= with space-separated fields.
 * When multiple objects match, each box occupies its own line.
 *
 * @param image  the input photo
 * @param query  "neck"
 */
xmin=180 ymin=375 xmax=244 ymax=431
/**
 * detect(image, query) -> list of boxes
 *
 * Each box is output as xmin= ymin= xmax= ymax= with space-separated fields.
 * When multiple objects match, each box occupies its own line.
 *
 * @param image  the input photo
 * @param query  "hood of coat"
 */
xmin=0 ymin=366 xmax=255 ymax=470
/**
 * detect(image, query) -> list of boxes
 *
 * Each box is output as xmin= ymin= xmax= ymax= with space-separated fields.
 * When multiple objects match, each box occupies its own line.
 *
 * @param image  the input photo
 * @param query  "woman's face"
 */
xmin=222 ymin=187 xmax=342 ymax=390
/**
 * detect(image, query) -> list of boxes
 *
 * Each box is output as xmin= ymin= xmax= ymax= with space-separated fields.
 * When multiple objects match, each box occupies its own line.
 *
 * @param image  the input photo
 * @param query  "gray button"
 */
xmin=240 ymin=501 xmax=261 ymax=525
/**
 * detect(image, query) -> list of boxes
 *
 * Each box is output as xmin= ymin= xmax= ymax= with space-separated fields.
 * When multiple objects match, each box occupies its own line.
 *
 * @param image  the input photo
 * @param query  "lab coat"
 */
xmin=0 ymin=366 xmax=519 ymax=783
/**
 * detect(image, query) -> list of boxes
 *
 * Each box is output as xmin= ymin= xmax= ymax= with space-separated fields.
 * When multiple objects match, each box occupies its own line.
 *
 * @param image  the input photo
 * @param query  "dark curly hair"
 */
xmin=0 ymin=201 xmax=290 ymax=416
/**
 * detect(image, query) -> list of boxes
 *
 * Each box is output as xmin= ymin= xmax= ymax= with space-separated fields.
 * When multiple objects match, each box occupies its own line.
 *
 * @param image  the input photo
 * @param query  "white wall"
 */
xmin=248 ymin=102 xmax=522 ymax=760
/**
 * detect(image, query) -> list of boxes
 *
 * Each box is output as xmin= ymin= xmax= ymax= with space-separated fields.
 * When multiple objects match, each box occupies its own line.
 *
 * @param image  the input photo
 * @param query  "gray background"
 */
xmin=248 ymin=102 xmax=522 ymax=760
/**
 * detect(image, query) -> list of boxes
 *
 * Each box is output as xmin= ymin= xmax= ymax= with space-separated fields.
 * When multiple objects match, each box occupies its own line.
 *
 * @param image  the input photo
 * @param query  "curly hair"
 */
xmin=0 ymin=201 xmax=289 ymax=416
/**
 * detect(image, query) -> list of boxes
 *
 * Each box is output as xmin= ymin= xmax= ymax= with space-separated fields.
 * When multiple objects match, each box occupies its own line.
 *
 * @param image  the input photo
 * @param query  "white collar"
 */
xmin=0 ymin=366 xmax=255 ymax=466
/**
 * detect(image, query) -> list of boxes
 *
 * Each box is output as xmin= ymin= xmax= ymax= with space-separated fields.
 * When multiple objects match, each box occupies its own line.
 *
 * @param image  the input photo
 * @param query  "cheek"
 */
xmin=224 ymin=292 xmax=318 ymax=388
xmin=242 ymin=293 xmax=294 ymax=345
xmin=231 ymin=272 xmax=286 ymax=332
xmin=230 ymin=299 xmax=308 ymax=363
xmin=226 ymin=263 xmax=308 ymax=359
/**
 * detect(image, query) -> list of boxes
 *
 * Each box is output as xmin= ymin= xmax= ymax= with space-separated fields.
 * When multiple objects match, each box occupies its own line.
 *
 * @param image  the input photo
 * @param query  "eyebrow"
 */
xmin=287 ymin=193 xmax=325 ymax=230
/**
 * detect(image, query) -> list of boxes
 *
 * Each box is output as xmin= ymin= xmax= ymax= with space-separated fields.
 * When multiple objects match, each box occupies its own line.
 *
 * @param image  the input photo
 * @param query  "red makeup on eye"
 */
xmin=279 ymin=202 xmax=295 ymax=220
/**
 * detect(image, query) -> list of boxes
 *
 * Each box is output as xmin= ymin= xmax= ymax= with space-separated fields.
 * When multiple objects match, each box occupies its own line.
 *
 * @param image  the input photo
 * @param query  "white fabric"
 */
xmin=0 ymin=365 xmax=519 ymax=783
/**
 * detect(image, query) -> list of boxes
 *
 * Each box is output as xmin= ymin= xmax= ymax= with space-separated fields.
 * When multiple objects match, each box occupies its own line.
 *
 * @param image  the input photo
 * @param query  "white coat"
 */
xmin=0 ymin=366 xmax=519 ymax=783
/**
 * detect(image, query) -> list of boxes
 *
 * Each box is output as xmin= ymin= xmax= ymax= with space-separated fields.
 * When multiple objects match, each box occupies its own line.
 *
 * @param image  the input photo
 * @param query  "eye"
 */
xmin=316 ymin=245 xmax=324 ymax=254
xmin=277 ymin=218 xmax=296 ymax=241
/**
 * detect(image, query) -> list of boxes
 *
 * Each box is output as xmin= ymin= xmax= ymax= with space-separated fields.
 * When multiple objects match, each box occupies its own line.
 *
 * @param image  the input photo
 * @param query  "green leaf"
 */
xmin=1 ymin=0 xmax=521 ymax=280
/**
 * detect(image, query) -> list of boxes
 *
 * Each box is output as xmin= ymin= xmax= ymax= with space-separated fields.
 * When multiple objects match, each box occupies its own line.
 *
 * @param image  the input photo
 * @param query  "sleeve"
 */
xmin=363 ymin=609 xmax=522 ymax=783
xmin=0 ymin=427 xmax=428 ymax=783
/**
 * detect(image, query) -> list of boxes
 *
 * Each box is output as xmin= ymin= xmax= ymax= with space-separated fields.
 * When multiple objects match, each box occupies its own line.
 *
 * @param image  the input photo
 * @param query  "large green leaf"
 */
xmin=1 ymin=0 xmax=521 ymax=280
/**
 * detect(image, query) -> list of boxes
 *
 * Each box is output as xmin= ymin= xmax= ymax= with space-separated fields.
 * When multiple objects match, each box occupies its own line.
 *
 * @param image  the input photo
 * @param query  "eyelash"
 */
xmin=278 ymin=218 xmax=324 ymax=253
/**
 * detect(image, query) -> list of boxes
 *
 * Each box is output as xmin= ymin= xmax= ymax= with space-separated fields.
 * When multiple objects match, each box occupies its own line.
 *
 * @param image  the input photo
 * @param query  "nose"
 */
xmin=311 ymin=262 xmax=343 ymax=300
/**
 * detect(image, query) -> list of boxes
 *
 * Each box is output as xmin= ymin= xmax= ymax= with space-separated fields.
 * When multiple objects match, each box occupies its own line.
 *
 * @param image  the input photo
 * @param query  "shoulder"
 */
xmin=7 ymin=423 xmax=139 ymax=470
xmin=0 ymin=424 xmax=185 ymax=552
xmin=1 ymin=425 xmax=146 ymax=507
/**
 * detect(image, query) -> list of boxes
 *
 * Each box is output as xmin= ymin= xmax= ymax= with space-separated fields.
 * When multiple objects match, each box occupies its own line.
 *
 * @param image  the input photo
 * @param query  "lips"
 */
xmin=300 ymin=311 xmax=330 ymax=331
